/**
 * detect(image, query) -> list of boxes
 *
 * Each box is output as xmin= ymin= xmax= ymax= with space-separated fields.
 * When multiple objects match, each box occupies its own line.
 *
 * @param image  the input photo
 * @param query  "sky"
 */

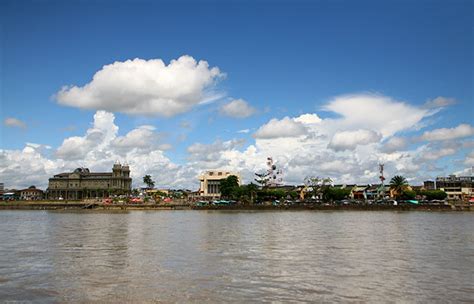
xmin=1 ymin=0 xmax=473 ymax=190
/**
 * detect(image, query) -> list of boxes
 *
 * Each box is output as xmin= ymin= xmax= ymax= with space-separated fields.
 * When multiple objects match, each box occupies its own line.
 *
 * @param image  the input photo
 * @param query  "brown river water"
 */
xmin=0 ymin=210 xmax=473 ymax=303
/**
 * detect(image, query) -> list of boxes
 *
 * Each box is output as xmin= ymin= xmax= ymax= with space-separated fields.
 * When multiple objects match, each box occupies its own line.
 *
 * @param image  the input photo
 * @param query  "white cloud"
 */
xmin=254 ymin=117 xmax=308 ymax=139
xmin=294 ymin=113 xmax=322 ymax=124
xmin=112 ymin=125 xmax=163 ymax=154
xmin=237 ymin=129 xmax=250 ymax=134
xmin=322 ymin=93 xmax=432 ymax=137
xmin=420 ymin=124 xmax=474 ymax=141
xmin=328 ymin=129 xmax=382 ymax=151
xmin=0 ymin=110 xmax=187 ymax=190
xmin=420 ymin=147 xmax=457 ymax=161
xmin=56 ymin=55 xmax=224 ymax=117
xmin=4 ymin=117 xmax=26 ymax=129
xmin=0 ymin=145 xmax=62 ymax=189
xmin=1 ymin=93 xmax=465 ymax=190
xmin=382 ymin=137 xmax=408 ymax=153
xmin=423 ymin=96 xmax=456 ymax=109
xmin=219 ymin=99 xmax=257 ymax=118
xmin=56 ymin=111 xmax=118 ymax=160
xmin=195 ymin=94 xmax=442 ymax=185
xmin=187 ymin=139 xmax=245 ymax=164
xmin=465 ymin=151 xmax=474 ymax=166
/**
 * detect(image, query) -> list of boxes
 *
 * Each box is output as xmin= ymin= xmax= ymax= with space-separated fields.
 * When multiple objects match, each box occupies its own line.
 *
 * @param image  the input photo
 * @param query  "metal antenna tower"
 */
xmin=378 ymin=163 xmax=386 ymax=199
xmin=266 ymin=157 xmax=283 ymax=187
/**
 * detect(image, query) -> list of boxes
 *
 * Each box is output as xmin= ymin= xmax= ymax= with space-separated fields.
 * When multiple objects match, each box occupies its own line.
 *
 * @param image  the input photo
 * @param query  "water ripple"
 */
xmin=0 ymin=210 xmax=472 ymax=302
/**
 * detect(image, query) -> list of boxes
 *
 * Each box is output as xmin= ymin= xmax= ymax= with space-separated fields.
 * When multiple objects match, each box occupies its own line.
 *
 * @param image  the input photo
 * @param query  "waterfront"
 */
xmin=0 ymin=211 xmax=473 ymax=302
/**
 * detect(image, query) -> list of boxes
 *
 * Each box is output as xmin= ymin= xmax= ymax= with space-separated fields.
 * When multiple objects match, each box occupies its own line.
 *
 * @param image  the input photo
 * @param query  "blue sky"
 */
xmin=1 ymin=0 xmax=473 ymax=189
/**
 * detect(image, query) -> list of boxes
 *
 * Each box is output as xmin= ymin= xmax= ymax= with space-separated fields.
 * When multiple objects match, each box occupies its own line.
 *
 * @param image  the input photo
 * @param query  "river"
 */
xmin=0 ymin=210 xmax=472 ymax=303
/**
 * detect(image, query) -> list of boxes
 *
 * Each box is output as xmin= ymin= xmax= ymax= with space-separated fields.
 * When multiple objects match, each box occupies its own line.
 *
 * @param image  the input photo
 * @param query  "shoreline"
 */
xmin=0 ymin=201 xmax=472 ymax=211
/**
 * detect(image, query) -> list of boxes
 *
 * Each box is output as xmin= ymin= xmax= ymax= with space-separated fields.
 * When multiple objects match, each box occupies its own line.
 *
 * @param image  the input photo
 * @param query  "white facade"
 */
xmin=198 ymin=170 xmax=241 ymax=197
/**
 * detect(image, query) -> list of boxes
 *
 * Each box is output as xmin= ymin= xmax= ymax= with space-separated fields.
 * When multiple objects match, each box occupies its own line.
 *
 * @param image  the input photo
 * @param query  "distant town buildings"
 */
xmin=198 ymin=170 xmax=241 ymax=198
xmin=423 ymin=180 xmax=436 ymax=190
xmin=46 ymin=163 xmax=132 ymax=200
xmin=20 ymin=186 xmax=44 ymax=200
xmin=433 ymin=175 xmax=474 ymax=200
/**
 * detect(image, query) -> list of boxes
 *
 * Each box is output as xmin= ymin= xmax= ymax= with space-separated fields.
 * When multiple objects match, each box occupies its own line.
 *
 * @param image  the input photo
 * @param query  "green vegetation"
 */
xmin=325 ymin=187 xmax=351 ymax=201
xmin=304 ymin=176 xmax=333 ymax=201
xmin=232 ymin=183 xmax=259 ymax=204
xmin=420 ymin=190 xmax=447 ymax=200
xmin=219 ymin=175 xmax=240 ymax=198
xmin=390 ymin=175 xmax=408 ymax=199
xmin=401 ymin=190 xmax=416 ymax=200
xmin=143 ymin=175 xmax=155 ymax=189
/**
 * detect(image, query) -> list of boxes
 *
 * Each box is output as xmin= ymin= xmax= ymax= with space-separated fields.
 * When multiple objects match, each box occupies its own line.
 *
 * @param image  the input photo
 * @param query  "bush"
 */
xmin=401 ymin=190 xmax=416 ymax=200
xmin=421 ymin=190 xmax=447 ymax=200
xmin=325 ymin=187 xmax=351 ymax=201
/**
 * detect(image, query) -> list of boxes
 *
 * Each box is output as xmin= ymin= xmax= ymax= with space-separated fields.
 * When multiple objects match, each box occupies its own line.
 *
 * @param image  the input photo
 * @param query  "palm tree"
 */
xmin=390 ymin=175 xmax=408 ymax=199
xmin=143 ymin=175 xmax=155 ymax=189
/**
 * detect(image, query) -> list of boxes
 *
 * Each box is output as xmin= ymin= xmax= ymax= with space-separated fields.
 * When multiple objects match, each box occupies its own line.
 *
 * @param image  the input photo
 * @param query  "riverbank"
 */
xmin=0 ymin=201 xmax=189 ymax=210
xmin=1 ymin=201 xmax=472 ymax=211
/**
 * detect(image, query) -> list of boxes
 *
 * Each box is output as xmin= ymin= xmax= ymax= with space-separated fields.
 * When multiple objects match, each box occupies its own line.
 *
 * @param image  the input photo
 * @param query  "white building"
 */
xmin=198 ymin=170 xmax=241 ymax=197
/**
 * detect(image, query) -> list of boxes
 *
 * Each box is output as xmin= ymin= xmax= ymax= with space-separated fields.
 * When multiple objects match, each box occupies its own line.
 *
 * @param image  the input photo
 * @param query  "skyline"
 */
xmin=1 ymin=0 xmax=473 ymax=189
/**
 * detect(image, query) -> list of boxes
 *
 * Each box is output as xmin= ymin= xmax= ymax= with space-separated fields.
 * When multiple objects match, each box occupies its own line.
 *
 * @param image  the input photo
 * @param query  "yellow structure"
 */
xmin=300 ymin=185 xmax=308 ymax=200
xmin=198 ymin=170 xmax=241 ymax=197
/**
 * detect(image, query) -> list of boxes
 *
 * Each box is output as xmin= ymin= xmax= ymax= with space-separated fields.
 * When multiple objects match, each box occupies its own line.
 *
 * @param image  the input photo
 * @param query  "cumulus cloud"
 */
xmin=423 ymin=96 xmax=456 ymax=109
xmin=1 ymin=92 xmax=465 ymax=190
xmin=0 ymin=110 xmax=187 ymax=190
xmin=192 ymin=93 xmax=442 ymax=185
xmin=254 ymin=117 xmax=308 ymax=139
xmin=56 ymin=111 xmax=118 ymax=160
xmin=420 ymin=124 xmax=474 ymax=141
xmin=465 ymin=151 xmax=474 ymax=166
xmin=0 ymin=145 xmax=62 ymax=189
xmin=322 ymin=93 xmax=431 ymax=137
xmin=4 ymin=117 xmax=26 ymax=129
xmin=219 ymin=99 xmax=257 ymax=118
xmin=328 ymin=129 xmax=382 ymax=151
xmin=56 ymin=55 xmax=224 ymax=117
xmin=187 ymin=139 xmax=245 ymax=164
xmin=382 ymin=137 xmax=408 ymax=153
xmin=419 ymin=147 xmax=457 ymax=161
xmin=111 ymin=125 xmax=165 ymax=154
xmin=294 ymin=113 xmax=322 ymax=124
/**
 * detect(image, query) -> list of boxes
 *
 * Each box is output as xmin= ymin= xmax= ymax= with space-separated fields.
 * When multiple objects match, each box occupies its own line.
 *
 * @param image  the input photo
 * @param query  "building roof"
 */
xmin=21 ymin=188 xmax=43 ymax=192
xmin=52 ymin=172 xmax=113 ymax=178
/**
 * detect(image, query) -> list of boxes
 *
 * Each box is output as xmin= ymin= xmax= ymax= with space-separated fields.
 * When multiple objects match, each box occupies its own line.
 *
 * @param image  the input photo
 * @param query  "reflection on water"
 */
xmin=0 ymin=210 xmax=473 ymax=302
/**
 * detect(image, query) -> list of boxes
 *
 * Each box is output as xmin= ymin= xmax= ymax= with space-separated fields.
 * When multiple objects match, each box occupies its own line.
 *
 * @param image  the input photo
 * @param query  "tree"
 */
xmin=421 ymin=190 xmax=447 ymax=200
xmin=143 ymin=175 xmax=155 ymax=189
xmin=390 ymin=175 xmax=408 ymax=199
xmin=326 ymin=187 xmax=351 ymax=201
xmin=401 ymin=190 xmax=416 ymax=200
xmin=304 ymin=176 xmax=333 ymax=201
xmin=246 ymin=183 xmax=259 ymax=204
xmin=219 ymin=175 xmax=239 ymax=198
xmin=254 ymin=171 xmax=269 ymax=189
xmin=235 ymin=182 xmax=259 ymax=204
